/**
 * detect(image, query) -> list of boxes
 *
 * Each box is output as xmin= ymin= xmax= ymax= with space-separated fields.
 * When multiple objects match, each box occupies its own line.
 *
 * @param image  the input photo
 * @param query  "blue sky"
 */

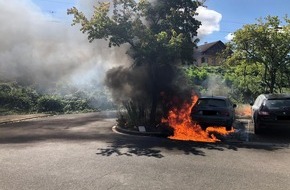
xmin=31 ymin=0 xmax=290 ymax=44
xmin=202 ymin=0 xmax=290 ymax=43
xmin=1 ymin=0 xmax=289 ymax=87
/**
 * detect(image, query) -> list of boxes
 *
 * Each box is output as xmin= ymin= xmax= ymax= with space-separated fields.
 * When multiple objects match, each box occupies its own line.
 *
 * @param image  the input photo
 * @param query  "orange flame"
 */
xmin=162 ymin=95 xmax=234 ymax=143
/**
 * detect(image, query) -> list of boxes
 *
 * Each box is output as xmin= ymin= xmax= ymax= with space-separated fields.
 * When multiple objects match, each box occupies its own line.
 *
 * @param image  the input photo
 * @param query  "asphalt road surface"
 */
xmin=1 ymin=112 xmax=290 ymax=190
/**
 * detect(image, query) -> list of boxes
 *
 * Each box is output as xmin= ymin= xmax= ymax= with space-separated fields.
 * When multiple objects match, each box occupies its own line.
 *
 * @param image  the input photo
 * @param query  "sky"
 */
xmin=29 ymin=0 xmax=290 ymax=44
xmin=201 ymin=0 xmax=290 ymax=43
xmin=0 ymin=0 xmax=290 ymax=90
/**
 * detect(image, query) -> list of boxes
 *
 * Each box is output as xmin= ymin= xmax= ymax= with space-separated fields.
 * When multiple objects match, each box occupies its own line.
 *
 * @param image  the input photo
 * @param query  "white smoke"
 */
xmin=202 ymin=75 xmax=230 ymax=96
xmin=0 ymin=0 xmax=130 ymax=90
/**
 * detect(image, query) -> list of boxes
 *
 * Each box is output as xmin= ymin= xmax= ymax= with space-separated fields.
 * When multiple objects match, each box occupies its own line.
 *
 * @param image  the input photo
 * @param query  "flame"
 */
xmin=162 ymin=95 xmax=234 ymax=143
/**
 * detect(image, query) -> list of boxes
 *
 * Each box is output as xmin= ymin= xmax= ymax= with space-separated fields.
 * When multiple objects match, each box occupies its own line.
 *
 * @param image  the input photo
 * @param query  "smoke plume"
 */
xmin=0 ymin=0 xmax=130 ymax=91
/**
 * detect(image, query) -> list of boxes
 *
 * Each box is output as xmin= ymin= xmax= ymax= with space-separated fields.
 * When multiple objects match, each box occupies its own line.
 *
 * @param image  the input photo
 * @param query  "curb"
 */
xmin=113 ymin=125 xmax=168 ymax=137
xmin=0 ymin=114 xmax=52 ymax=125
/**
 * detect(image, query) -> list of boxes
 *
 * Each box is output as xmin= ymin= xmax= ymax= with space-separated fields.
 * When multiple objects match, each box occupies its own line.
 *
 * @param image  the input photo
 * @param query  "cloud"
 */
xmin=195 ymin=6 xmax=222 ymax=38
xmin=0 ymin=0 xmax=130 ymax=90
xmin=225 ymin=33 xmax=234 ymax=41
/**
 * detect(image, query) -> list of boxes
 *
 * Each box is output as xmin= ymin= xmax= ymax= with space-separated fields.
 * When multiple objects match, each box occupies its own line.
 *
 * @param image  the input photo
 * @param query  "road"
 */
xmin=1 ymin=112 xmax=290 ymax=190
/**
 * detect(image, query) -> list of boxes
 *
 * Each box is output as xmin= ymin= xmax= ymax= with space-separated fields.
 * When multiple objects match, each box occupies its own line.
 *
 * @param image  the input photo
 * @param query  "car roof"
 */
xmin=199 ymin=96 xmax=228 ymax=100
xmin=263 ymin=94 xmax=290 ymax=100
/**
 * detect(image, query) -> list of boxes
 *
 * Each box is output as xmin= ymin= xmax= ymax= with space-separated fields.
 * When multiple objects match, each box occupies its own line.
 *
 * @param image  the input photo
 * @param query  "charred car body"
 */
xmin=190 ymin=96 xmax=236 ymax=131
xmin=251 ymin=94 xmax=290 ymax=134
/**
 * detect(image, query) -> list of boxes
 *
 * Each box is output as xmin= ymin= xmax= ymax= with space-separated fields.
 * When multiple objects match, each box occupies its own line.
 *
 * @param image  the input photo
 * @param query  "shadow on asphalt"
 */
xmin=0 ymin=112 xmax=118 ymax=144
xmin=1 ymin=112 xmax=289 ymax=158
xmin=95 ymin=120 xmax=290 ymax=158
xmin=95 ymin=134 xmax=289 ymax=159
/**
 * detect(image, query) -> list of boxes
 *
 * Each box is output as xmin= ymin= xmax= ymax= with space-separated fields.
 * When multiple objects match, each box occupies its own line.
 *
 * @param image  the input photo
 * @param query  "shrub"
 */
xmin=37 ymin=96 xmax=64 ymax=113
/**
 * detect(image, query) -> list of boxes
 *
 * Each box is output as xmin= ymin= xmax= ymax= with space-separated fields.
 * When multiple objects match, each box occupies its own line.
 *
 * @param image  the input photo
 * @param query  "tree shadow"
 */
xmin=95 ymin=132 xmax=288 ymax=159
xmin=94 ymin=118 xmax=289 ymax=158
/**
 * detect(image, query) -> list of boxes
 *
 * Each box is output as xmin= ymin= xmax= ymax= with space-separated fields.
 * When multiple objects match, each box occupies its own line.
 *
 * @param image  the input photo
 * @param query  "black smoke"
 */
xmin=105 ymin=63 xmax=193 ymax=120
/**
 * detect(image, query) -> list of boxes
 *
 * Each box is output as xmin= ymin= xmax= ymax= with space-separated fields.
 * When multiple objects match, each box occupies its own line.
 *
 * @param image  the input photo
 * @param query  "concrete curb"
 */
xmin=0 ymin=114 xmax=52 ymax=125
xmin=113 ymin=125 xmax=168 ymax=137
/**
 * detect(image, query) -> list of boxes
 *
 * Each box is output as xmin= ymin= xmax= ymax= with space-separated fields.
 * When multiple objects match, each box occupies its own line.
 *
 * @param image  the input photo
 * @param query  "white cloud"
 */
xmin=195 ymin=6 xmax=222 ymax=38
xmin=225 ymin=33 xmax=234 ymax=41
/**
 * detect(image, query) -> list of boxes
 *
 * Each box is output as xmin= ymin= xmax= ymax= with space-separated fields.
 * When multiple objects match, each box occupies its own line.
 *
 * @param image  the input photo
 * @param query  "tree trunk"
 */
xmin=149 ymin=91 xmax=158 ymax=125
xmin=149 ymin=60 xmax=158 ymax=125
xmin=269 ymin=68 xmax=276 ymax=93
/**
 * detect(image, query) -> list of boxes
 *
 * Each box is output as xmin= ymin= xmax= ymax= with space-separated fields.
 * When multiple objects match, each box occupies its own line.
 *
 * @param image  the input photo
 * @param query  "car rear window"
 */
xmin=265 ymin=99 xmax=290 ymax=108
xmin=197 ymin=99 xmax=227 ymax=107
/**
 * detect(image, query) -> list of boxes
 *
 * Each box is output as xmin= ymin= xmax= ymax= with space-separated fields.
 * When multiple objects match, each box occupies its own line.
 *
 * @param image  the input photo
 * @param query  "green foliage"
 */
xmin=225 ymin=61 xmax=264 ymax=98
xmin=0 ymin=82 xmax=39 ymax=114
xmin=122 ymin=101 xmax=149 ymax=127
xmin=230 ymin=15 xmax=290 ymax=93
xmin=183 ymin=65 xmax=262 ymax=103
xmin=0 ymin=82 xmax=116 ymax=115
xmin=37 ymin=96 xmax=64 ymax=113
xmin=68 ymin=0 xmax=202 ymax=64
xmin=68 ymin=0 xmax=203 ymax=125
xmin=184 ymin=66 xmax=208 ymax=85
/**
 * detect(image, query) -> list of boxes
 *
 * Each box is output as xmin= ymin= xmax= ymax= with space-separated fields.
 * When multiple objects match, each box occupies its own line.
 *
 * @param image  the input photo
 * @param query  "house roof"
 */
xmin=195 ymin=40 xmax=225 ymax=53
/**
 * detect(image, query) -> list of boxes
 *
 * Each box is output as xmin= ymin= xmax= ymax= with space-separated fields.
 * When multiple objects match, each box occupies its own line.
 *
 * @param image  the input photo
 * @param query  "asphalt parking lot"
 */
xmin=232 ymin=119 xmax=290 ymax=146
xmin=1 ymin=113 xmax=290 ymax=147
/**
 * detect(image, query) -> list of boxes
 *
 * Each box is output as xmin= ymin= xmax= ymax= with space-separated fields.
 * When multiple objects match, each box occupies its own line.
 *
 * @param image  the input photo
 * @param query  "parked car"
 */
xmin=190 ymin=96 xmax=236 ymax=131
xmin=250 ymin=94 xmax=290 ymax=134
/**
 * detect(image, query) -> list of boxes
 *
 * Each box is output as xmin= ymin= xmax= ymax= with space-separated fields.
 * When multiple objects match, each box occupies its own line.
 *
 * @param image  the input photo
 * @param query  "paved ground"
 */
xmin=1 ymin=113 xmax=290 ymax=145
xmin=1 ymin=112 xmax=290 ymax=190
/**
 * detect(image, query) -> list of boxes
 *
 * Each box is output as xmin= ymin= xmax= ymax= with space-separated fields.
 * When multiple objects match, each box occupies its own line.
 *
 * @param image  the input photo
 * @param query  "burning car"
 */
xmin=190 ymin=96 xmax=236 ymax=131
xmin=250 ymin=94 xmax=290 ymax=134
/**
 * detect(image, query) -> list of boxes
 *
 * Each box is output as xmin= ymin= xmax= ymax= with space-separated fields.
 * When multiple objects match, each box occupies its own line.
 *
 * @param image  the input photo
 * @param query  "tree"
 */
xmin=229 ymin=15 xmax=290 ymax=93
xmin=67 ymin=0 xmax=202 ymax=125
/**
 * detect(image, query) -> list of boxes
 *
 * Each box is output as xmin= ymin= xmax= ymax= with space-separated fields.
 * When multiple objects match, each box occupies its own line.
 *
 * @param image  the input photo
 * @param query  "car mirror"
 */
xmin=249 ymin=102 xmax=254 ymax=106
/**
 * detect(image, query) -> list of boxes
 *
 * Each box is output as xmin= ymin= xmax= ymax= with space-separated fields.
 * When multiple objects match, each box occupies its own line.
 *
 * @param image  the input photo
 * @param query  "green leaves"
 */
xmin=230 ymin=15 xmax=290 ymax=93
xmin=67 ymin=0 xmax=201 ymax=65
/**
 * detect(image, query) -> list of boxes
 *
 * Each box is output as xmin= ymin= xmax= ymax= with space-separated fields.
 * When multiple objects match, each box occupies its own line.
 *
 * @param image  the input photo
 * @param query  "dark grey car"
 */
xmin=190 ymin=96 xmax=236 ymax=131
xmin=251 ymin=94 xmax=290 ymax=134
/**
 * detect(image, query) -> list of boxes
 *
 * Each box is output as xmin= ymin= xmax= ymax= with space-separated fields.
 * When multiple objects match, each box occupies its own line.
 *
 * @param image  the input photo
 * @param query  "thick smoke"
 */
xmin=0 ymin=0 xmax=130 ymax=91
xmin=105 ymin=63 xmax=193 ymax=112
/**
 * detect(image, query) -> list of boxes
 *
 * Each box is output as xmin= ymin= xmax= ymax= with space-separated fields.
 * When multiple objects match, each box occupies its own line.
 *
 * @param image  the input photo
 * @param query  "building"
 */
xmin=194 ymin=40 xmax=227 ymax=66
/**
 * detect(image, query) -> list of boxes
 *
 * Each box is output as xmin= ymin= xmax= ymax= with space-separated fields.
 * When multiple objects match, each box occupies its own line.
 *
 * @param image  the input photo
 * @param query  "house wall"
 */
xmin=194 ymin=41 xmax=226 ymax=66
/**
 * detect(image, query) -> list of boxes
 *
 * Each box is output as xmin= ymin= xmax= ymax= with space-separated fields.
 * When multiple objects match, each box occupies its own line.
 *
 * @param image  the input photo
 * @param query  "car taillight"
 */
xmin=258 ymin=111 xmax=270 ymax=115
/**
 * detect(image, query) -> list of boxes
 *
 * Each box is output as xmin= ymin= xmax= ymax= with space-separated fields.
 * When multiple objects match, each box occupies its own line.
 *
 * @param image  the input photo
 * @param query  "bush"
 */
xmin=0 ymin=82 xmax=39 ymax=113
xmin=0 ymin=81 xmax=117 ymax=115
xmin=37 ymin=96 xmax=64 ymax=113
